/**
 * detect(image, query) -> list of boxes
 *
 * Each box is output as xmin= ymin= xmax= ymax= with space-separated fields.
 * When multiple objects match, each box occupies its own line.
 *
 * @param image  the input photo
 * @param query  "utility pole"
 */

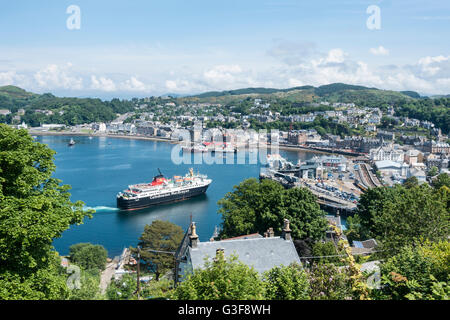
xmin=141 ymin=248 xmax=177 ymax=289
xmin=136 ymin=246 xmax=141 ymax=299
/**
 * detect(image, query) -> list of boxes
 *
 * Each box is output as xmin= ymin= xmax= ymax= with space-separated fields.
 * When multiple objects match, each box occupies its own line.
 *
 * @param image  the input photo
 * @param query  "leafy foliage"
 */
xmin=263 ymin=264 xmax=310 ymax=300
xmin=0 ymin=124 xmax=92 ymax=299
xmin=69 ymin=243 xmax=108 ymax=271
xmin=394 ymin=97 xmax=450 ymax=134
xmin=106 ymin=274 xmax=137 ymax=300
xmin=311 ymin=241 xmax=344 ymax=265
xmin=431 ymin=173 xmax=450 ymax=190
xmin=379 ymin=243 xmax=450 ymax=300
xmin=134 ymin=220 xmax=184 ymax=280
xmin=306 ymin=263 xmax=356 ymax=300
xmin=218 ymin=178 xmax=327 ymax=240
xmin=354 ymin=184 xmax=449 ymax=256
xmin=173 ymin=253 xmax=265 ymax=300
xmin=68 ymin=268 xmax=103 ymax=300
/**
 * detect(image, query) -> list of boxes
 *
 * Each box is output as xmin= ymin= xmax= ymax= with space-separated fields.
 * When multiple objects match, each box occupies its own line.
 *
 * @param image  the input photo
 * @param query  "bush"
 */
xmin=173 ymin=254 xmax=265 ymax=300
xmin=379 ymin=243 xmax=449 ymax=300
xmin=263 ymin=264 xmax=310 ymax=300
xmin=306 ymin=263 xmax=355 ymax=300
xmin=106 ymin=274 xmax=137 ymax=300
xmin=69 ymin=243 xmax=108 ymax=271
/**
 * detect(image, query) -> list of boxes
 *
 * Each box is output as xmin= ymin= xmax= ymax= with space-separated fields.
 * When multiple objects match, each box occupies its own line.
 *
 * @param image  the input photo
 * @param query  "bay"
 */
xmin=36 ymin=135 xmax=319 ymax=258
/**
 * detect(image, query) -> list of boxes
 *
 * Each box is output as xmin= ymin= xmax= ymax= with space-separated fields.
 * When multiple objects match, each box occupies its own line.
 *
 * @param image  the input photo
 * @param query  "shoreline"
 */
xmin=29 ymin=130 xmax=358 ymax=156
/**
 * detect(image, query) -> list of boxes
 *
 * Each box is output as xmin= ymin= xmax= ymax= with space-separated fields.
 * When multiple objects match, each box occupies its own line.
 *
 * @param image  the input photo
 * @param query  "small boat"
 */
xmin=68 ymin=138 xmax=76 ymax=146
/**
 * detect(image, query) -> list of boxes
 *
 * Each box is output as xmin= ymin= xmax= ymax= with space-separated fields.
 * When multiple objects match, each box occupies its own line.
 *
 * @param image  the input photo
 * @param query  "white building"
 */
xmin=375 ymin=160 xmax=409 ymax=178
xmin=370 ymin=144 xmax=404 ymax=163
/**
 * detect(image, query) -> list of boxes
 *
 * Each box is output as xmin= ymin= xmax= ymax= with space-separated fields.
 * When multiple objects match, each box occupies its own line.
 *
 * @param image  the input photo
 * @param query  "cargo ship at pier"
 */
xmin=116 ymin=168 xmax=212 ymax=211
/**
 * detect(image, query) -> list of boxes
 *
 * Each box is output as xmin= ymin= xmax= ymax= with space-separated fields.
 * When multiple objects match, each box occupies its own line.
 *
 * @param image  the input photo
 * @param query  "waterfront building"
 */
xmin=288 ymin=130 xmax=308 ymax=145
xmin=369 ymin=143 xmax=404 ymax=163
xmin=335 ymin=136 xmax=381 ymax=153
xmin=404 ymin=149 xmax=423 ymax=165
xmin=424 ymin=141 xmax=450 ymax=155
xmin=375 ymin=160 xmax=409 ymax=178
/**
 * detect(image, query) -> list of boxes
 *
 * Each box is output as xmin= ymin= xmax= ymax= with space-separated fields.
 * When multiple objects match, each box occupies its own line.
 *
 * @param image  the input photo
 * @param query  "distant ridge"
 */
xmin=187 ymin=83 xmax=420 ymax=100
xmin=0 ymin=85 xmax=37 ymax=99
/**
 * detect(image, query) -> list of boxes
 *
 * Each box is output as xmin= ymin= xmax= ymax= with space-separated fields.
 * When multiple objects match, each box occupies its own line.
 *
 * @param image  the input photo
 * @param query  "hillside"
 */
xmin=0 ymin=85 xmax=37 ymax=100
xmin=181 ymin=83 xmax=419 ymax=106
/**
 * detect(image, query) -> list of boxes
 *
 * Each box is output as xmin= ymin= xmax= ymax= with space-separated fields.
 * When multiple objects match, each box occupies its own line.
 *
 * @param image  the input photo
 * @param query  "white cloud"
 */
xmin=0 ymin=70 xmax=22 ymax=86
xmin=203 ymin=64 xmax=243 ymax=83
xmin=121 ymin=76 xmax=149 ymax=92
xmin=34 ymin=63 xmax=83 ymax=90
xmin=90 ymin=75 xmax=116 ymax=92
xmin=165 ymin=80 xmax=178 ymax=91
xmin=370 ymin=46 xmax=390 ymax=56
xmin=324 ymin=48 xmax=346 ymax=64
xmin=2 ymin=49 xmax=450 ymax=96
xmin=416 ymin=55 xmax=450 ymax=76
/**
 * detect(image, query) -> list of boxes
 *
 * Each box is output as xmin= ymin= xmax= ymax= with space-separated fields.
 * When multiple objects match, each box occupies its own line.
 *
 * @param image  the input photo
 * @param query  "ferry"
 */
xmin=116 ymin=168 xmax=212 ymax=211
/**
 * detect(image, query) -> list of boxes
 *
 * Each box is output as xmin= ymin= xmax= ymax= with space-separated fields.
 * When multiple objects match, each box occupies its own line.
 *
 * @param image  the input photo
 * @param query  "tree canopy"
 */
xmin=217 ymin=178 xmax=327 ymax=240
xmin=263 ymin=264 xmax=310 ymax=300
xmin=351 ymin=183 xmax=449 ymax=256
xmin=135 ymin=220 xmax=184 ymax=281
xmin=0 ymin=124 xmax=92 ymax=299
xmin=379 ymin=241 xmax=450 ymax=300
xmin=173 ymin=253 xmax=265 ymax=300
xmin=69 ymin=243 xmax=108 ymax=271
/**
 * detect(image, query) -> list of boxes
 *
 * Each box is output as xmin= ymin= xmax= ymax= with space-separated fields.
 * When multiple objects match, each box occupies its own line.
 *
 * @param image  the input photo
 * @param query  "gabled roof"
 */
xmin=188 ymin=236 xmax=301 ymax=274
xmin=221 ymin=233 xmax=263 ymax=241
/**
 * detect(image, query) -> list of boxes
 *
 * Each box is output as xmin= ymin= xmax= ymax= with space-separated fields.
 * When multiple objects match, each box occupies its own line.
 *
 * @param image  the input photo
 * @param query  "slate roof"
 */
xmin=188 ymin=236 xmax=301 ymax=274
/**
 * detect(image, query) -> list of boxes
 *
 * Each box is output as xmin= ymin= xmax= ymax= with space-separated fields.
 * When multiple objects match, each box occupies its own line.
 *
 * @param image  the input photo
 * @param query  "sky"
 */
xmin=0 ymin=0 xmax=450 ymax=98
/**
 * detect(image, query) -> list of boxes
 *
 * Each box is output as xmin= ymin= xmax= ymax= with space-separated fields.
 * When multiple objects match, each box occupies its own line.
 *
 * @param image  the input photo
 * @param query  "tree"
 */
xmin=344 ymin=214 xmax=363 ymax=243
xmin=218 ymin=178 xmax=327 ymax=240
xmin=379 ymin=242 xmax=449 ymax=300
xmin=173 ymin=253 xmax=265 ymax=300
xmin=431 ymin=173 xmax=450 ymax=190
xmin=263 ymin=264 xmax=310 ymax=300
xmin=427 ymin=166 xmax=439 ymax=178
xmin=306 ymin=263 xmax=355 ymax=300
xmin=69 ymin=243 xmax=108 ymax=271
xmin=68 ymin=269 xmax=103 ymax=300
xmin=106 ymin=274 xmax=137 ymax=300
xmin=135 ymin=220 xmax=184 ymax=281
xmin=354 ymin=184 xmax=449 ymax=256
xmin=403 ymin=176 xmax=419 ymax=189
xmin=311 ymin=241 xmax=343 ymax=265
xmin=0 ymin=125 xmax=92 ymax=299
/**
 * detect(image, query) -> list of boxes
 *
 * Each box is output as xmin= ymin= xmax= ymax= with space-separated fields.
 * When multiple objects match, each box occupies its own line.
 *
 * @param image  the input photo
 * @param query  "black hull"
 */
xmin=117 ymin=185 xmax=209 ymax=211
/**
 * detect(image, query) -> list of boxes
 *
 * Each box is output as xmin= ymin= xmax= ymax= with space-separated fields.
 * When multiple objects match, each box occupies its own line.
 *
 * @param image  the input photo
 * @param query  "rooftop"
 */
xmin=188 ymin=236 xmax=301 ymax=274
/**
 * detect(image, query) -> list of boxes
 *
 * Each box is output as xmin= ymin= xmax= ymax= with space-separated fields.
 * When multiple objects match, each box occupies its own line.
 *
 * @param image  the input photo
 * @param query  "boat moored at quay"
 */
xmin=116 ymin=168 xmax=212 ymax=211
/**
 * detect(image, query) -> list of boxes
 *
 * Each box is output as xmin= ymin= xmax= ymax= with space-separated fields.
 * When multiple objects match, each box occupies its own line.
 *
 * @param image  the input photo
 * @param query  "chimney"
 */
xmin=282 ymin=219 xmax=292 ymax=240
xmin=189 ymin=222 xmax=199 ymax=249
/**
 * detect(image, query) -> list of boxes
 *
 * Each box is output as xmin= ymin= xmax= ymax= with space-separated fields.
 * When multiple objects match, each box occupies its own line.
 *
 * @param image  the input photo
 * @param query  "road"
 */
xmin=99 ymin=262 xmax=117 ymax=294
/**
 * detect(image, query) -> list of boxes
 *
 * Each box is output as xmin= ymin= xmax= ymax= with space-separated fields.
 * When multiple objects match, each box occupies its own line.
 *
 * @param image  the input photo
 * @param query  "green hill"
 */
xmin=182 ymin=83 xmax=419 ymax=106
xmin=0 ymin=85 xmax=37 ymax=100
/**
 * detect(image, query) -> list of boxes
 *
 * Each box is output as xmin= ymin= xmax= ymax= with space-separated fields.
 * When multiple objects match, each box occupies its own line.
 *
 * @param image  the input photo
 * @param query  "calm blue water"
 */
xmin=36 ymin=135 xmax=318 ymax=258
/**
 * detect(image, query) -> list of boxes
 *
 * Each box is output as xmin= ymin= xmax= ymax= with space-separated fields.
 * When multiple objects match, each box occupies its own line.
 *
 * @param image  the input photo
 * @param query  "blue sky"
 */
xmin=1 ymin=0 xmax=449 ymax=97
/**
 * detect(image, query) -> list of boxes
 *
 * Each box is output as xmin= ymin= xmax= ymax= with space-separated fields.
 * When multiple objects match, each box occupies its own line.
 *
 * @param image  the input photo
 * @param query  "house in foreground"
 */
xmin=174 ymin=220 xmax=301 ymax=283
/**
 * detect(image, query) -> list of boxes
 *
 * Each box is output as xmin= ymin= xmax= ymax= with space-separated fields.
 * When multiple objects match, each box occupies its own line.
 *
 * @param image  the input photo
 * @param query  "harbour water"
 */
xmin=37 ymin=135 xmax=319 ymax=257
